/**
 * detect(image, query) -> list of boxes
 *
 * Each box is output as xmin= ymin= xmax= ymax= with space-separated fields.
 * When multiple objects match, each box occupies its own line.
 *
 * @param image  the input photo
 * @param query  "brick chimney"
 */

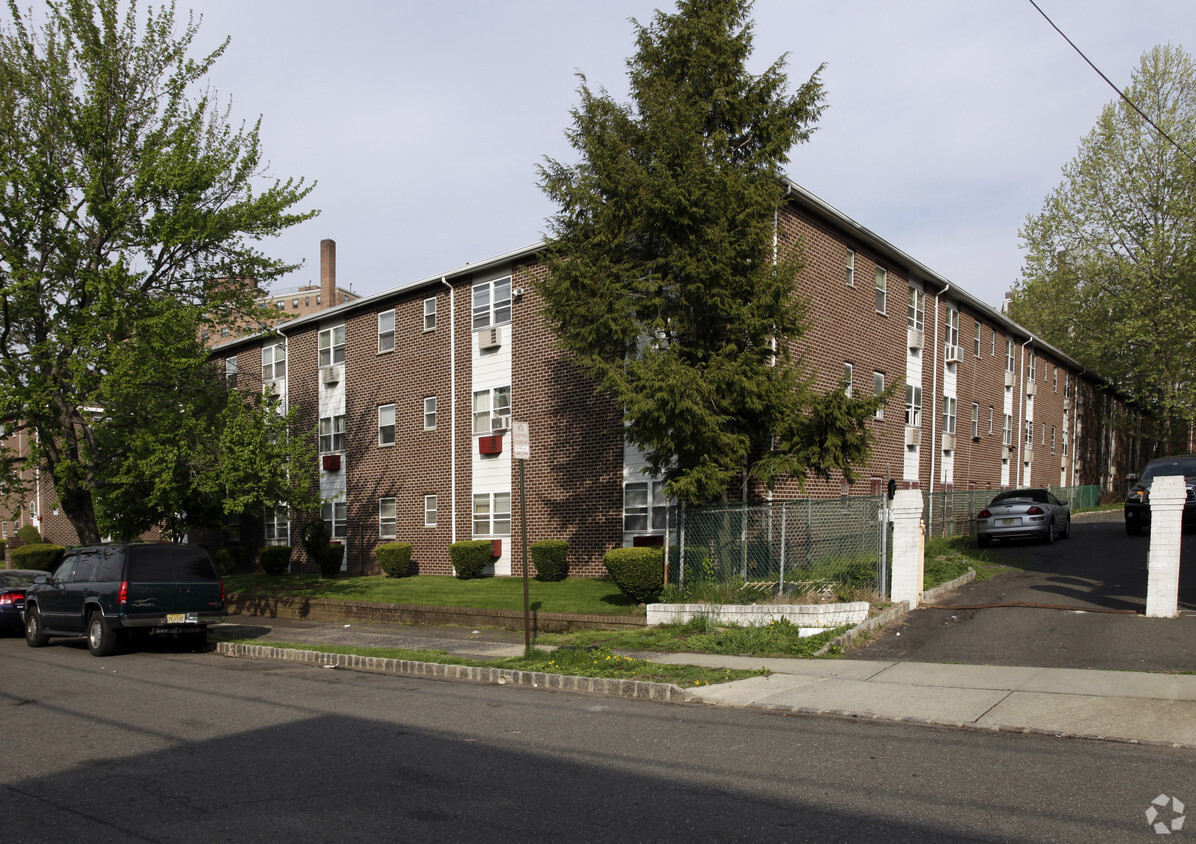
xmin=321 ymin=239 xmax=336 ymax=307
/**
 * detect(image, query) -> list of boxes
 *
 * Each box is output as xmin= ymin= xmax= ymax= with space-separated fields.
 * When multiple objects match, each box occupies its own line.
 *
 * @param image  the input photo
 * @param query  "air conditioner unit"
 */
xmin=478 ymin=434 xmax=503 ymax=455
xmin=1024 ymin=446 xmax=1034 ymax=462
xmin=263 ymin=380 xmax=281 ymax=397
xmin=479 ymin=326 xmax=503 ymax=350
xmin=322 ymin=454 xmax=341 ymax=472
xmin=1063 ymin=396 xmax=1072 ymax=410
xmin=907 ymin=328 xmax=924 ymax=350
xmin=904 ymin=427 xmax=920 ymax=448
xmin=1004 ymin=370 xmax=1015 ymax=388
xmin=1002 ymin=444 xmax=1013 ymax=460
xmin=944 ymin=344 xmax=962 ymax=364
xmin=1025 ymin=379 xmax=1036 ymax=396
xmin=321 ymin=364 xmax=343 ymax=385
xmin=491 ymin=414 xmax=511 ymax=432
xmin=941 ymin=433 xmax=956 ymax=452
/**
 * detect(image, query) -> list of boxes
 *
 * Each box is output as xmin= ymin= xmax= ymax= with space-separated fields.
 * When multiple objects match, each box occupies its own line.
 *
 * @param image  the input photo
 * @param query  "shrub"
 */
xmin=376 ymin=542 xmax=413 ymax=578
xmin=0 ymin=539 xmax=6 ymax=562
xmin=450 ymin=540 xmax=493 ymax=579
xmin=531 ymin=539 xmax=569 ymax=582
xmin=214 ymin=546 xmax=243 ymax=577
xmin=320 ymin=543 xmax=344 ymax=578
xmin=301 ymin=517 xmax=330 ymax=563
xmin=259 ymin=545 xmax=292 ymax=576
xmin=16 ymin=524 xmax=41 ymax=546
xmin=12 ymin=543 xmax=65 ymax=572
xmin=604 ymin=547 xmax=664 ymax=604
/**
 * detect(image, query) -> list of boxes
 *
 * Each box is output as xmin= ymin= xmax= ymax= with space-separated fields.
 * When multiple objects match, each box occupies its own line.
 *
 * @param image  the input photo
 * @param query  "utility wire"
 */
xmin=1027 ymin=0 xmax=1196 ymax=167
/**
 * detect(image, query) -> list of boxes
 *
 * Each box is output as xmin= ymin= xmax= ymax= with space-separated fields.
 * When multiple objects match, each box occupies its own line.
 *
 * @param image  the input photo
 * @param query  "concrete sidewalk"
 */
xmin=215 ymin=614 xmax=1196 ymax=749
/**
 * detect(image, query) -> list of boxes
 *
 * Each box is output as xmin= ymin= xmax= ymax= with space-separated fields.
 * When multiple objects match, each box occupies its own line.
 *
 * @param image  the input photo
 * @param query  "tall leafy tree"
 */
xmin=1010 ymin=44 xmax=1196 ymax=447
xmin=0 ymin=0 xmax=317 ymax=542
xmin=538 ymin=0 xmax=880 ymax=505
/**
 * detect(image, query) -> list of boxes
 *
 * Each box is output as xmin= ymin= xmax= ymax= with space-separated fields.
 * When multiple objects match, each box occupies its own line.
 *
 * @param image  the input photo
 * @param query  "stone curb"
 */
xmin=812 ymin=567 xmax=976 ymax=656
xmin=216 ymin=642 xmax=689 ymax=703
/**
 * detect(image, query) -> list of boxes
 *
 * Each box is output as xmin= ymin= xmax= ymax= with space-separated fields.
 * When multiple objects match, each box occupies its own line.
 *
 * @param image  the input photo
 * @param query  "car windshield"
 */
xmin=0 ymin=571 xmax=37 ymax=587
xmin=991 ymin=489 xmax=1049 ymax=505
xmin=1140 ymin=458 xmax=1196 ymax=483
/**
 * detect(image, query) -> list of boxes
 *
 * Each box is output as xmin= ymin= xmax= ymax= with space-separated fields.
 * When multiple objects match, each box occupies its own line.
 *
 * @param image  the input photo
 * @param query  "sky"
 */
xmin=70 ymin=1 xmax=1196 ymax=308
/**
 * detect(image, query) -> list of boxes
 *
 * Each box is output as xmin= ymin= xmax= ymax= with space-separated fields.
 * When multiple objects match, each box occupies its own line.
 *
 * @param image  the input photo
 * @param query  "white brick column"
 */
xmin=1146 ymin=474 xmax=1185 ymax=618
xmin=889 ymin=489 xmax=925 ymax=607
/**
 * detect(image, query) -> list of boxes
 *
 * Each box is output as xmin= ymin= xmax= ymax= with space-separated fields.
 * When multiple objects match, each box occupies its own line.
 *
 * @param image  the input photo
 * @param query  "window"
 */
xmin=1003 ymin=414 xmax=1013 ymax=446
xmin=319 ymin=414 xmax=346 ymax=453
xmin=423 ymin=396 xmax=437 ymax=430
xmin=845 ymin=249 xmax=855 ymax=286
xmin=624 ymin=480 xmax=669 ymax=532
xmin=905 ymin=383 xmax=922 ymax=428
xmin=322 ymin=500 xmax=347 ymax=540
xmin=1028 ymin=351 xmax=1037 ymax=382
xmin=472 ymin=277 xmax=512 ymax=330
xmin=1006 ymin=338 xmax=1015 ymax=373
xmin=843 ymin=362 xmax=853 ymax=397
xmin=942 ymin=396 xmax=957 ymax=435
xmin=316 ymin=295 xmax=322 ymax=305
xmin=424 ymin=494 xmax=438 ymax=528
xmin=907 ymin=287 xmax=924 ymax=331
xmin=945 ymin=307 xmax=959 ymax=348
xmin=473 ymin=386 xmax=511 ymax=434
xmin=974 ymin=321 xmax=982 ymax=357
xmin=473 ymin=492 xmax=511 ymax=536
xmin=305 ymin=296 xmax=310 ymax=307
xmin=971 ymin=403 xmax=979 ymax=438
xmin=991 ymin=332 xmax=996 ymax=356
xmin=318 ymin=325 xmax=346 ymax=368
xmin=378 ymin=498 xmax=396 ymax=539
xmin=225 ymin=356 xmax=237 ymax=388
xmin=1041 ymin=421 xmax=1046 ymax=445
xmin=1051 ymin=426 xmax=1057 ymax=453
xmin=264 ymin=506 xmax=289 ymax=546
xmin=424 ymin=297 xmax=437 ymax=331
xmin=1024 ymin=420 xmax=1034 ymax=447
xmin=378 ymin=309 xmax=395 ymax=353
xmin=988 ymin=407 xmax=994 ymax=434
xmin=262 ymin=342 xmax=286 ymax=382
xmin=1065 ymin=374 xmax=1072 ymax=399
xmin=378 ymin=404 xmax=395 ymax=447
xmin=276 ymin=301 xmax=285 ymax=311
xmin=292 ymin=298 xmax=299 ymax=309
xmin=1053 ymin=367 xmax=1058 ymax=392
xmin=873 ymin=372 xmax=885 ymax=419
xmin=874 ymin=267 xmax=887 ymax=314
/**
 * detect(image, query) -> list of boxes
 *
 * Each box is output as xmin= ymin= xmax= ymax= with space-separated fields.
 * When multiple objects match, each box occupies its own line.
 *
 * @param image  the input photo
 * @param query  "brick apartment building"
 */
xmin=5 ymin=178 xmax=1153 ymax=574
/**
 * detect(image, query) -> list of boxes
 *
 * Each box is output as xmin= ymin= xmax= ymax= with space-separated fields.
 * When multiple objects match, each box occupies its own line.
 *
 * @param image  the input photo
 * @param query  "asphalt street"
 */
xmin=849 ymin=510 xmax=1196 ymax=671
xmin=1 ymin=635 xmax=1192 ymax=842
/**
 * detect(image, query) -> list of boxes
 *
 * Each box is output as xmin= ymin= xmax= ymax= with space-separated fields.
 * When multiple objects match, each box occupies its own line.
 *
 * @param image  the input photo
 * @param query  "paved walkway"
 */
xmin=215 ymin=614 xmax=1196 ymax=749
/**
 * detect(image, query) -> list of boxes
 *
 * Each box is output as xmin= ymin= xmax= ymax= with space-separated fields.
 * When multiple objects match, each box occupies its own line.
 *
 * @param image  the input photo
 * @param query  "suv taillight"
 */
xmin=0 ymin=591 xmax=20 ymax=606
xmin=118 ymin=581 xmax=128 ymax=606
xmin=220 ymin=581 xmax=226 ymax=605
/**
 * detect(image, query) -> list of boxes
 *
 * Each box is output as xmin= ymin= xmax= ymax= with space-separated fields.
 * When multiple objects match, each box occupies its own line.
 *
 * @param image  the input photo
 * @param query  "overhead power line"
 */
xmin=1027 ymin=0 xmax=1196 ymax=167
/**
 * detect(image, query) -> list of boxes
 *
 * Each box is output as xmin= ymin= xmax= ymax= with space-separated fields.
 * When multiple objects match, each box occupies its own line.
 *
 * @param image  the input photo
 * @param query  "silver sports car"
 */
xmin=975 ymin=488 xmax=1070 ymax=546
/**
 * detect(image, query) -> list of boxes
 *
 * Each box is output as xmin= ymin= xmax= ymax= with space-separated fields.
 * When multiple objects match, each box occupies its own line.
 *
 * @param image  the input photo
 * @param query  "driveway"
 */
xmin=849 ymin=510 xmax=1196 ymax=672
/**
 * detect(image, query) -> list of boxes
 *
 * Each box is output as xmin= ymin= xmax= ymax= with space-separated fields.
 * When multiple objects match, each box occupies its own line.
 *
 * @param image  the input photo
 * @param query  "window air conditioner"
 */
xmin=907 ymin=328 xmax=924 ymax=350
xmin=944 ymin=344 xmax=962 ymax=364
xmin=321 ymin=364 xmax=343 ymax=385
xmin=904 ymin=427 xmax=920 ymax=448
xmin=1004 ymin=371 xmax=1015 ymax=388
xmin=479 ymin=326 xmax=502 ymax=350
xmin=941 ymin=433 xmax=956 ymax=452
xmin=263 ymin=380 xmax=281 ymax=397
xmin=491 ymin=415 xmax=511 ymax=432
xmin=1025 ymin=380 xmax=1036 ymax=396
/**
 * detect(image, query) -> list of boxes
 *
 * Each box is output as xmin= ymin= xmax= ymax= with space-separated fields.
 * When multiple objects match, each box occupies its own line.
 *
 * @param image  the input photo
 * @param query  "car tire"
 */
xmin=1126 ymin=521 xmax=1141 ymax=536
xmin=24 ymin=606 xmax=48 ymax=648
xmin=1062 ymin=516 xmax=1070 ymax=539
xmin=87 ymin=611 xmax=118 ymax=657
xmin=186 ymin=629 xmax=208 ymax=653
xmin=977 ymin=535 xmax=991 ymax=548
xmin=1044 ymin=519 xmax=1056 ymax=544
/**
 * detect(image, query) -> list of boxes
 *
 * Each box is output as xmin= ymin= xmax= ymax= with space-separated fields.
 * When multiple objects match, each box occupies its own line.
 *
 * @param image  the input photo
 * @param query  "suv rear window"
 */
xmin=126 ymin=546 xmax=219 ymax=581
xmin=1140 ymin=458 xmax=1196 ymax=483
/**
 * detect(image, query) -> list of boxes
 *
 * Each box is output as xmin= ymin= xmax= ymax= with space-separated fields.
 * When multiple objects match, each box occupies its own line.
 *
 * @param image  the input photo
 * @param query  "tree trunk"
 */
xmin=54 ymin=482 xmax=102 ymax=545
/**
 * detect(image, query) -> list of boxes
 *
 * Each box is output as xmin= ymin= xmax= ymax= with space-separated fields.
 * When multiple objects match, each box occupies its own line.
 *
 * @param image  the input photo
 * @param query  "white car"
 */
xmin=975 ymin=488 xmax=1071 ymax=546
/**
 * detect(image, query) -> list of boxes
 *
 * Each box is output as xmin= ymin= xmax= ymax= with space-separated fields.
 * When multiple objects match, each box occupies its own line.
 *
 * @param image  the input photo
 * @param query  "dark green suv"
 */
xmin=23 ymin=543 xmax=226 ymax=656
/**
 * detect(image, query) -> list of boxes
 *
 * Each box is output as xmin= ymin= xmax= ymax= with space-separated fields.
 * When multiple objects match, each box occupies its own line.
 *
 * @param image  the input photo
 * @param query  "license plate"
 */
xmin=999 ymin=518 xmax=1018 ymax=526
xmin=166 ymin=613 xmax=198 ymax=624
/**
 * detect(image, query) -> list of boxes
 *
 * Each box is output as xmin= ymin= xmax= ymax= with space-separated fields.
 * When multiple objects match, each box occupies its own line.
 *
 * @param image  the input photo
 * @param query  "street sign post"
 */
xmin=513 ymin=421 xmax=531 ymax=650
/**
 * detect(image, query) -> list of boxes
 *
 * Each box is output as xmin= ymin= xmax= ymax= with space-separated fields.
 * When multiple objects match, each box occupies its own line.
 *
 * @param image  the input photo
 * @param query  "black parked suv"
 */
xmin=1124 ymin=454 xmax=1196 ymax=535
xmin=23 ymin=543 xmax=226 ymax=656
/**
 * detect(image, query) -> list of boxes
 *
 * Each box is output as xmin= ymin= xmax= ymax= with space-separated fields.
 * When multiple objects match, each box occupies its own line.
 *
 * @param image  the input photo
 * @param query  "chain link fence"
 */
xmin=671 ymin=497 xmax=889 ymax=598
xmin=923 ymin=484 xmax=1101 ymax=539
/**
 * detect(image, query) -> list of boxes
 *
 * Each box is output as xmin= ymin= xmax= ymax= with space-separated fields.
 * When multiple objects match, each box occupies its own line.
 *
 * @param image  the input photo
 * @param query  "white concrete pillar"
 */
xmin=1146 ymin=474 xmax=1185 ymax=618
xmin=890 ymin=489 xmax=925 ymax=607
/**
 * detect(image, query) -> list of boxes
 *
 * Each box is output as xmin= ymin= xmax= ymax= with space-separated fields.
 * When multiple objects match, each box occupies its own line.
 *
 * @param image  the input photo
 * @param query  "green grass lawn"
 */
xmin=224 ymin=573 xmax=642 ymax=616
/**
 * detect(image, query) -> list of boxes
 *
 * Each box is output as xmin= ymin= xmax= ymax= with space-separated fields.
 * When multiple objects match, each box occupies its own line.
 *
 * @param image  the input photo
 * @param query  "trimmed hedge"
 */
xmin=377 ymin=542 xmax=413 ymax=578
xmin=214 ymin=546 xmax=243 ymax=577
xmin=531 ymin=539 xmax=569 ymax=582
xmin=16 ymin=525 xmax=41 ymax=546
xmin=12 ymin=543 xmax=65 ymax=572
xmin=450 ymin=540 xmax=493 ymax=580
xmin=259 ymin=545 xmax=292 ymax=576
xmin=603 ymin=547 xmax=664 ymax=604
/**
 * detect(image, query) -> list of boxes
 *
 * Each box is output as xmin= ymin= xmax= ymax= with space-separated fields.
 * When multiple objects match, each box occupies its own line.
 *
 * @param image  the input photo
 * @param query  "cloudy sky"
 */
xmin=172 ymin=2 xmax=1195 ymax=307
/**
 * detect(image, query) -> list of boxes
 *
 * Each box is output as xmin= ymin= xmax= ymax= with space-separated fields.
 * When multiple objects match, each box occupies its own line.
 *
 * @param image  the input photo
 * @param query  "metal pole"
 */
xmin=520 ymin=458 xmax=530 ymax=652
xmin=678 ymin=503 xmax=686 ymax=590
xmin=778 ymin=502 xmax=787 ymax=597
